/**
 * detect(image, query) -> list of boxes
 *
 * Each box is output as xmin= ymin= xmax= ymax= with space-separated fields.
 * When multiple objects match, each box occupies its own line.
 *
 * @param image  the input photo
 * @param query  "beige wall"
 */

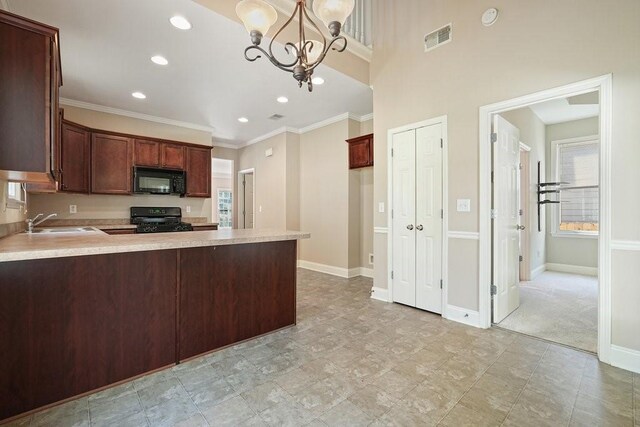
xmin=500 ymin=108 xmax=547 ymax=273
xmin=237 ymin=132 xmax=291 ymax=229
xmin=360 ymin=167 xmax=374 ymax=269
xmin=371 ymin=0 xmax=640 ymax=351
xmin=545 ymin=117 xmax=599 ymax=268
xmin=30 ymin=106 xmax=214 ymax=221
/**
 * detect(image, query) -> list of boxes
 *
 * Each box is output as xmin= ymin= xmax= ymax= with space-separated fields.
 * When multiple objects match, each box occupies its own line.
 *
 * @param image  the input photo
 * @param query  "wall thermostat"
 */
xmin=482 ymin=8 xmax=499 ymax=26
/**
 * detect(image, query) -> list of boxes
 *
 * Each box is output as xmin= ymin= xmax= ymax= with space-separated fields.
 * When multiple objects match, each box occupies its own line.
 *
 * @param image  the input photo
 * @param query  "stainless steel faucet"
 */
xmin=26 ymin=213 xmax=58 ymax=233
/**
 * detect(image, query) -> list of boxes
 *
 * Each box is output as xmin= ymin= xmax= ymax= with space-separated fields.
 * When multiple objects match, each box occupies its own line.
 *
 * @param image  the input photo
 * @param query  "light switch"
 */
xmin=265 ymin=148 xmax=273 ymax=157
xmin=186 ymin=205 xmax=191 ymax=213
xmin=456 ymin=199 xmax=471 ymax=212
xmin=378 ymin=202 xmax=385 ymax=213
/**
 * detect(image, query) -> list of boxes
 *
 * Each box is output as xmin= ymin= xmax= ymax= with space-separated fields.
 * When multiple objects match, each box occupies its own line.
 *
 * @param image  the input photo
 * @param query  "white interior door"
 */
xmin=392 ymin=129 xmax=417 ymax=307
xmin=415 ymin=124 xmax=443 ymax=313
xmin=245 ymin=173 xmax=254 ymax=229
xmin=492 ymin=115 xmax=521 ymax=323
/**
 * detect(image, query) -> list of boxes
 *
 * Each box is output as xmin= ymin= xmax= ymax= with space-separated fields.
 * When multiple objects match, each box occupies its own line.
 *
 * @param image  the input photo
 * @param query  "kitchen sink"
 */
xmin=28 ymin=227 xmax=99 ymax=234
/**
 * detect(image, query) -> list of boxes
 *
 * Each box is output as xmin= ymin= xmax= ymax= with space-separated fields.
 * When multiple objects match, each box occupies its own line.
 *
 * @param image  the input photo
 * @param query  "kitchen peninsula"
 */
xmin=0 ymin=229 xmax=309 ymax=421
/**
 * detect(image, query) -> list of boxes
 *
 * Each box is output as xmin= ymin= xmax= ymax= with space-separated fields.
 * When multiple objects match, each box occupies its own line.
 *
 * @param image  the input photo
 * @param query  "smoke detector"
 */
xmin=482 ymin=8 xmax=499 ymax=26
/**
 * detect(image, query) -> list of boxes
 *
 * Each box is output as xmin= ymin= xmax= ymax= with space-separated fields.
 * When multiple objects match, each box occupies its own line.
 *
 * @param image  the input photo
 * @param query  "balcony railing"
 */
xmin=307 ymin=0 xmax=372 ymax=47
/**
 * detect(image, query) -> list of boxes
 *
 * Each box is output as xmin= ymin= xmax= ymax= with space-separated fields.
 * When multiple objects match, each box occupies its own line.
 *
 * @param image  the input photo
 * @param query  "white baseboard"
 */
xmin=531 ymin=264 xmax=546 ymax=279
xmin=370 ymin=287 xmax=390 ymax=302
xmin=545 ymin=263 xmax=598 ymax=277
xmin=444 ymin=305 xmax=481 ymax=328
xmin=610 ymin=345 xmax=640 ymax=374
xmin=297 ymin=260 xmax=373 ymax=279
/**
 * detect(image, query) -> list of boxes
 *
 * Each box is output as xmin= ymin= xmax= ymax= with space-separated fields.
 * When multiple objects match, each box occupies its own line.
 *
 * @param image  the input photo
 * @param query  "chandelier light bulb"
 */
xmin=312 ymin=0 xmax=355 ymax=34
xmin=236 ymin=0 xmax=278 ymax=38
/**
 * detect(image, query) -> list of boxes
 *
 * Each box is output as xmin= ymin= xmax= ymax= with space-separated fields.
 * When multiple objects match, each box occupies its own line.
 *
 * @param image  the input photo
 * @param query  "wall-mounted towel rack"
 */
xmin=537 ymin=161 xmax=566 ymax=232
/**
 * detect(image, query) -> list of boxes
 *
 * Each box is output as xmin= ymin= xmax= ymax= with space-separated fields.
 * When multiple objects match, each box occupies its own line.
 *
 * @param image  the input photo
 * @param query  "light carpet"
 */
xmin=498 ymin=270 xmax=598 ymax=353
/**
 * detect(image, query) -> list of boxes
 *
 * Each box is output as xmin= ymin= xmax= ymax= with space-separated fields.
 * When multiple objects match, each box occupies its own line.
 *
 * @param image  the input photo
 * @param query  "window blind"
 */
xmin=558 ymin=142 xmax=599 ymax=226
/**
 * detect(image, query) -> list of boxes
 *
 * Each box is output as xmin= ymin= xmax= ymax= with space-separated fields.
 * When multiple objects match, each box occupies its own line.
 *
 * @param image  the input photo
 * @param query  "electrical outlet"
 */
xmin=456 ymin=199 xmax=471 ymax=212
xmin=69 ymin=205 xmax=77 ymax=214
xmin=369 ymin=253 xmax=374 ymax=265
xmin=186 ymin=206 xmax=191 ymax=213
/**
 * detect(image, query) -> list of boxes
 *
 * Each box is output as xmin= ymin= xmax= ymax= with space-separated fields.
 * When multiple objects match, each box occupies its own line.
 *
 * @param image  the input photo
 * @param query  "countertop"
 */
xmin=0 ymin=229 xmax=310 ymax=262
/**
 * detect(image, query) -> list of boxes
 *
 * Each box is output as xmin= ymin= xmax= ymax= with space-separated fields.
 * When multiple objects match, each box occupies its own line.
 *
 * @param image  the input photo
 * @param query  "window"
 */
xmin=553 ymin=136 xmax=599 ymax=236
xmin=6 ymin=182 xmax=26 ymax=210
xmin=217 ymin=189 xmax=233 ymax=229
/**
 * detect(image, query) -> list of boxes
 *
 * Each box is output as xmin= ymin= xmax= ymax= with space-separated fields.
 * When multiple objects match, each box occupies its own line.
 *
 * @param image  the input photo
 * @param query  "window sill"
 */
xmin=5 ymin=199 xmax=25 ymax=210
xmin=551 ymin=231 xmax=598 ymax=239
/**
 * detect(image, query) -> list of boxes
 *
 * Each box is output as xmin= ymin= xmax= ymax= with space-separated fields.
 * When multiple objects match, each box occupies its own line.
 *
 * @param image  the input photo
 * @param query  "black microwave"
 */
xmin=133 ymin=167 xmax=186 ymax=196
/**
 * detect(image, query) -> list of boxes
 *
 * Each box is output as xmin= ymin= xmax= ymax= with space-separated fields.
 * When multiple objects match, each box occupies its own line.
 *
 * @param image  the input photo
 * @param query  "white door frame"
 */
xmin=238 ymin=168 xmax=256 ymax=229
xmin=479 ymin=75 xmax=612 ymax=363
xmin=387 ymin=115 xmax=449 ymax=318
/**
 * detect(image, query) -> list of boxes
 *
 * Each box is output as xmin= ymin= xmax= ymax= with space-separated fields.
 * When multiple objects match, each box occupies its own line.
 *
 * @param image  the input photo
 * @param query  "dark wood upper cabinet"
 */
xmin=0 ymin=10 xmax=62 ymax=183
xmin=346 ymin=133 xmax=374 ymax=169
xmin=162 ymin=144 xmax=185 ymax=170
xmin=91 ymin=133 xmax=133 ymax=194
xmin=186 ymin=147 xmax=211 ymax=198
xmin=60 ymin=122 xmax=90 ymax=193
xmin=134 ymin=139 xmax=161 ymax=167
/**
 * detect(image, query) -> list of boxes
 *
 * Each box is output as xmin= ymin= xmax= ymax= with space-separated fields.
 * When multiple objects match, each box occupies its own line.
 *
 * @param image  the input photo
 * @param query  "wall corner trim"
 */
xmin=610 ymin=345 xmax=640 ymax=374
xmin=444 ymin=305 xmax=482 ymax=328
xmin=370 ymin=287 xmax=389 ymax=302
xmin=59 ymin=98 xmax=215 ymax=134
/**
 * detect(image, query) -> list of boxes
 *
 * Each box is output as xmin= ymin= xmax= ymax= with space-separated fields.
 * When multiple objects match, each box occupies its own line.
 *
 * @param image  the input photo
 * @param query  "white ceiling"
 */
xmin=7 ymin=0 xmax=373 ymax=146
xmin=528 ymin=93 xmax=599 ymax=125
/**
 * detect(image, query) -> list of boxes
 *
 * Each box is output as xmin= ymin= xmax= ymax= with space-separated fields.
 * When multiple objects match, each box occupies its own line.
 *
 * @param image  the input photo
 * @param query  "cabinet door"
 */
xmin=91 ymin=133 xmax=133 ymax=194
xmin=60 ymin=123 xmax=90 ymax=193
xmin=134 ymin=139 xmax=160 ymax=167
xmin=161 ymin=144 xmax=185 ymax=170
xmin=185 ymin=147 xmax=211 ymax=198
xmin=347 ymin=134 xmax=374 ymax=169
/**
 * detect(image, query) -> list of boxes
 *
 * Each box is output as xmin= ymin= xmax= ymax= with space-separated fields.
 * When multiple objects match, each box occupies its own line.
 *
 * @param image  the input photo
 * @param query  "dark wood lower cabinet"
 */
xmin=0 ymin=240 xmax=297 ymax=421
xmin=179 ymin=241 xmax=297 ymax=361
xmin=0 ymin=250 xmax=177 ymax=421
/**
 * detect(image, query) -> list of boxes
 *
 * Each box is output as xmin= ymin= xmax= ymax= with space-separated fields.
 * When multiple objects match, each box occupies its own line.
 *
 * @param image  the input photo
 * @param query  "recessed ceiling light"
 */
xmin=238 ymin=117 xmax=249 ymax=123
xmin=151 ymin=55 xmax=169 ymax=65
xmin=132 ymin=91 xmax=146 ymax=99
xmin=312 ymin=77 xmax=325 ymax=85
xmin=170 ymin=15 xmax=192 ymax=30
xmin=277 ymin=96 xmax=289 ymax=103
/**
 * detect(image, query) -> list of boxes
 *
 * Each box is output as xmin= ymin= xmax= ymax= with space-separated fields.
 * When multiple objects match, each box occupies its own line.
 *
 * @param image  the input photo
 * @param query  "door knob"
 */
xmin=517 ymin=225 xmax=526 ymax=230
xmin=406 ymin=224 xmax=414 ymax=230
xmin=416 ymin=225 xmax=424 ymax=231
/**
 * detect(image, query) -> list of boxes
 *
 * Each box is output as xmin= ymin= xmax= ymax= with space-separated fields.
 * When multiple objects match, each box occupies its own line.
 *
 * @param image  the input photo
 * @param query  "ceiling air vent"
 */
xmin=268 ymin=114 xmax=285 ymax=120
xmin=424 ymin=24 xmax=452 ymax=52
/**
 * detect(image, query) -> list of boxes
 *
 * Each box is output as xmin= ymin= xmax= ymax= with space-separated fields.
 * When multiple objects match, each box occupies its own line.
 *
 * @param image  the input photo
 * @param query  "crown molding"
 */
xmin=212 ymin=142 xmax=241 ymax=150
xmin=60 ymin=98 xmax=215 ymax=134
xmin=238 ymin=111 xmax=374 ymax=149
xmin=0 ymin=0 xmax=10 ymax=11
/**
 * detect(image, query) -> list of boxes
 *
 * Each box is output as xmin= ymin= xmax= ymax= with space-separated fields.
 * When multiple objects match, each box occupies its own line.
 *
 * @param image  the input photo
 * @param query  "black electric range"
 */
xmin=130 ymin=207 xmax=193 ymax=234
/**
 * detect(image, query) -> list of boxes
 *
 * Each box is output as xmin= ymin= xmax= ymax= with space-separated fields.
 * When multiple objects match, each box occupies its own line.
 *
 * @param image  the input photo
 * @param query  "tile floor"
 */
xmin=498 ymin=271 xmax=598 ymax=352
xmin=6 ymin=269 xmax=639 ymax=427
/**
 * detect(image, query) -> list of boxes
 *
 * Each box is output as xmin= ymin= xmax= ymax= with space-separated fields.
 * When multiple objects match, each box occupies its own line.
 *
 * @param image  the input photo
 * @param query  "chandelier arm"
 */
xmin=306 ymin=36 xmax=348 ymax=72
xmin=244 ymin=46 xmax=296 ymax=73
xmin=301 ymin=4 xmax=328 ymax=53
xmin=267 ymin=1 xmax=302 ymax=67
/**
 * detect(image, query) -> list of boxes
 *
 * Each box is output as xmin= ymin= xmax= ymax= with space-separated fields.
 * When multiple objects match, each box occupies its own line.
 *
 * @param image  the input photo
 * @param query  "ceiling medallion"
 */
xmin=236 ymin=0 xmax=354 ymax=92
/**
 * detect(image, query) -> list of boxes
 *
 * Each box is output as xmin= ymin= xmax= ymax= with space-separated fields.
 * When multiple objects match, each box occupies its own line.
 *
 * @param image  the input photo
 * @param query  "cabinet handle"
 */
xmin=406 ymin=224 xmax=414 ymax=230
xmin=416 ymin=225 xmax=424 ymax=231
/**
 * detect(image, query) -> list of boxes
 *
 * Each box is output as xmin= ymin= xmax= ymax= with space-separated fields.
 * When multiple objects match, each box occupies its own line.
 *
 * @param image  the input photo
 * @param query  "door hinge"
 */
xmin=491 ymin=171 xmax=494 ymax=183
xmin=441 ymin=209 xmax=443 ymax=219
xmin=440 ymin=279 xmax=443 ymax=289
xmin=519 ymin=209 xmax=523 ymax=216
xmin=491 ymin=285 xmax=497 ymax=295
xmin=519 ymin=162 xmax=523 ymax=170
xmin=491 ymin=133 xmax=497 ymax=143
xmin=391 ymin=148 xmax=394 ymax=157
xmin=519 ymin=255 xmax=523 ymax=262
xmin=391 ymin=209 xmax=394 ymax=219
xmin=440 ymin=138 xmax=443 ymax=148
xmin=391 ymin=271 xmax=394 ymax=279
xmin=491 ymin=209 xmax=497 ymax=219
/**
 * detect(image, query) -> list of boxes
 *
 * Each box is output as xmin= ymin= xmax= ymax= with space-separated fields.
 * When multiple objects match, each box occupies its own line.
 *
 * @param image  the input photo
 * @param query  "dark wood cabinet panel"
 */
xmin=186 ymin=147 xmax=211 ymax=198
xmin=178 ymin=241 xmax=296 ymax=361
xmin=346 ymin=134 xmax=374 ymax=169
xmin=60 ymin=122 xmax=90 ymax=193
xmin=192 ymin=225 xmax=218 ymax=231
xmin=91 ymin=133 xmax=133 ymax=194
xmin=0 ymin=250 xmax=177 ymax=421
xmin=0 ymin=10 xmax=62 ymax=183
xmin=134 ymin=139 xmax=161 ymax=167
xmin=101 ymin=228 xmax=136 ymax=235
xmin=162 ymin=144 xmax=185 ymax=170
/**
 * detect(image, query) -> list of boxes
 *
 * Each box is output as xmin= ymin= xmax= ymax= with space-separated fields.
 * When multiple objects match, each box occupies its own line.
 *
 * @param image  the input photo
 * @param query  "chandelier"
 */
xmin=236 ymin=0 xmax=355 ymax=92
